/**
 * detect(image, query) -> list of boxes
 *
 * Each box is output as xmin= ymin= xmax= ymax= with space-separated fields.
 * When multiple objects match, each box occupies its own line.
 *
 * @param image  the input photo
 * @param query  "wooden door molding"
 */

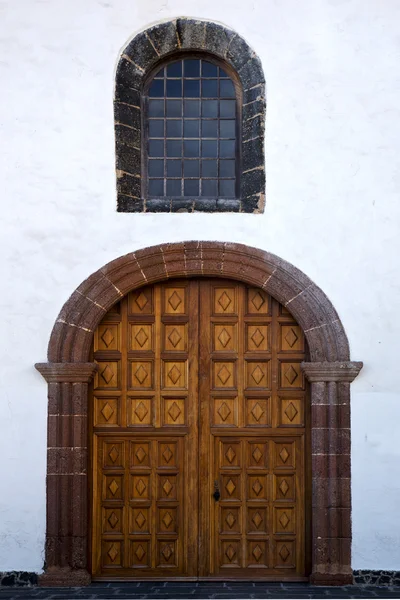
xmin=35 ymin=241 xmax=363 ymax=586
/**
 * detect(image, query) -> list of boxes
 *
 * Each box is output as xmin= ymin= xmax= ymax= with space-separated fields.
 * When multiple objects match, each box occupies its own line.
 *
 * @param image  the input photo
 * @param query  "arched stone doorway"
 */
xmin=36 ymin=241 xmax=362 ymax=586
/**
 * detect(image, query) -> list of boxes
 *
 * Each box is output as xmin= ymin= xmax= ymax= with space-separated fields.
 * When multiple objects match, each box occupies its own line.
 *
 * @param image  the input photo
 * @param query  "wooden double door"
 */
xmin=91 ymin=278 xmax=309 ymax=580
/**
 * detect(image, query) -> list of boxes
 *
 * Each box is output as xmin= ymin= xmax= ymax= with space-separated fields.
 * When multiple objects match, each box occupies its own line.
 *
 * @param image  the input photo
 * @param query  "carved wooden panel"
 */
xmin=91 ymin=278 xmax=307 ymax=580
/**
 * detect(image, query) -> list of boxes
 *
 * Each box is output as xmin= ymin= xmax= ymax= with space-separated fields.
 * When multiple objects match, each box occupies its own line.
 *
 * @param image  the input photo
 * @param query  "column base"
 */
xmin=310 ymin=572 xmax=354 ymax=586
xmin=38 ymin=567 xmax=91 ymax=587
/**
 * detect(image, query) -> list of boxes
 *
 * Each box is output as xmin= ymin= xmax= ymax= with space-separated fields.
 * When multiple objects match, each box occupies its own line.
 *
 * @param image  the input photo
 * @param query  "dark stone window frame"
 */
xmin=114 ymin=18 xmax=266 ymax=213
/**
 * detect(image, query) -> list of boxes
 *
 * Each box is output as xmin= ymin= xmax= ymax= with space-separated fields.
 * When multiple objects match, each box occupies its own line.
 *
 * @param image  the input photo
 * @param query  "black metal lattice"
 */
xmin=146 ymin=58 xmax=237 ymax=199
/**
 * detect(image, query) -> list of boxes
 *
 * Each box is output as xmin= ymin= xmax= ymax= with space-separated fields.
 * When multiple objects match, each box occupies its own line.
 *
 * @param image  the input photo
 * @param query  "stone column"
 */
xmin=35 ymin=362 xmax=98 ymax=586
xmin=302 ymin=361 xmax=363 ymax=586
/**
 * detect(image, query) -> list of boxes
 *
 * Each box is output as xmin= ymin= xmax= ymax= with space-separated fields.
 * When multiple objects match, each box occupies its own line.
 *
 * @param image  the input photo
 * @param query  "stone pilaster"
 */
xmin=35 ymin=363 xmax=98 ymax=586
xmin=302 ymin=361 xmax=363 ymax=585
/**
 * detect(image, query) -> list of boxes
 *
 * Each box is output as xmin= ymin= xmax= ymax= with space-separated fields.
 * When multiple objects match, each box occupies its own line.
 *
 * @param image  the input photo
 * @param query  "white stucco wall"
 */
xmin=1 ymin=0 xmax=400 ymax=573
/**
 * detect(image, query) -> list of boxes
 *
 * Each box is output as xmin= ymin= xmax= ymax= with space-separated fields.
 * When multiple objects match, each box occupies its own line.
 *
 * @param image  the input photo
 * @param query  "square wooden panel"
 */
xmin=279 ymin=361 xmax=304 ymax=390
xmin=163 ymin=324 xmax=187 ymax=352
xmin=129 ymin=288 xmax=153 ymax=315
xmin=213 ymin=361 xmax=236 ymax=389
xmin=274 ymin=475 xmax=296 ymax=502
xmin=130 ymin=441 xmax=151 ymax=468
xmin=247 ymin=441 xmax=268 ymax=469
xmin=213 ymin=286 xmax=237 ymax=315
xmin=103 ymin=475 xmax=124 ymax=502
xmin=130 ymin=360 xmax=153 ymax=389
xmin=213 ymin=397 xmax=237 ymax=427
xmin=158 ymin=442 xmax=178 ymax=468
xmin=247 ymin=475 xmax=268 ymax=501
xmin=130 ymin=507 xmax=150 ymax=534
xmin=213 ymin=324 xmax=237 ymax=352
xmin=95 ymin=361 xmax=120 ymax=390
xmin=220 ymin=539 xmax=241 ymax=567
xmin=246 ymin=324 xmax=270 ymax=352
xmin=130 ymin=324 xmax=153 ymax=352
xmin=221 ymin=474 xmax=241 ymax=501
xmin=274 ymin=540 xmax=296 ymax=569
xmin=102 ymin=540 xmax=123 ymax=569
xmin=279 ymin=324 xmax=304 ymax=353
xmin=128 ymin=397 xmax=153 ymax=426
xmin=130 ymin=540 xmax=151 ymax=568
xmin=220 ymin=507 xmax=241 ymax=533
xmin=157 ymin=540 xmax=178 ymax=567
xmin=158 ymin=474 xmax=178 ymax=500
xmin=103 ymin=507 xmax=123 ymax=535
xmin=279 ymin=398 xmax=304 ymax=427
xmin=247 ymin=540 xmax=268 ymax=567
xmin=274 ymin=507 xmax=295 ymax=535
xmin=95 ymin=323 xmax=120 ymax=351
xmin=162 ymin=398 xmax=186 ymax=426
xmin=158 ymin=507 xmax=178 ymax=534
xmin=95 ymin=396 xmax=119 ymax=426
xmin=163 ymin=360 xmax=187 ymax=389
xmin=247 ymin=507 xmax=268 ymax=533
xmin=273 ymin=441 xmax=295 ymax=469
xmin=245 ymin=398 xmax=271 ymax=427
xmin=130 ymin=475 xmax=151 ymax=501
xmin=247 ymin=288 xmax=269 ymax=315
xmin=245 ymin=361 xmax=270 ymax=390
xmin=164 ymin=286 xmax=186 ymax=315
xmin=219 ymin=440 xmax=241 ymax=468
xmin=103 ymin=441 xmax=124 ymax=469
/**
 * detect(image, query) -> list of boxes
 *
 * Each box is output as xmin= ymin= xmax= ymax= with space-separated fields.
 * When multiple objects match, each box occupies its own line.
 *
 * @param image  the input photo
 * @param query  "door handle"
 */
xmin=213 ymin=479 xmax=220 ymax=502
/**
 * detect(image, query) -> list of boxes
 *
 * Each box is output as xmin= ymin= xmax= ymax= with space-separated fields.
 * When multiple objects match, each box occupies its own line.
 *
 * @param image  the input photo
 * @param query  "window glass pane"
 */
xmin=149 ymin=120 xmax=164 ymax=137
xmin=202 ymin=120 xmax=218 ymax=137
xmin=184 ymin=100 xmax=200 ymax=117
xmin=202 ymin=140 xmax=218 ymax=158
xmin=184 ymin=179 xmax=199 ymax=196
xmin=149 ymin=100 xmax=164 ymax=117
xmin=154 ymin=67 xmax=164 ymax=78
xmin=149 ymin=139 xmax=164 ymax=157
xmin=202 ymin=100 xmax=218 ymax=117
xmin=184 ymin=119 xmax=200 ymax=138
xmin=166 ymin=100 xmax=182 ymax=117
xmin=184 ymin=159 xmax=200 ymax=177
xmin=184 ymin=79 xmax=200 ymax=98
xmin=166 ymin=159 xmax=181 ymax=177
xmin=166 ymin=119 xmax=182 ymax=137
xmin=167 ymin=79 xmax=182 ymax=97
xmin=219 ymin=67 xmax=229 ymax=78
xmin=202 ymin=61 xmax=218 ymax=76
xmin=201 ymin=160 xmax=217 ymax=177
xmin=166 ymin=179 xmax=182 ymax=196
xmin=184 ymin=59 xmax=200 ymax=77
xmin=219 ymin=179 xmax=235 ymax=197
xmin=220 ymin=120 xmax=235 ymax=138
xmin=219 ymin=159 xmax=235 ymax=177
xmin=202 ymin=80 xmax=218 ymax=98
xmin=148 ymin=159 xmax=164 ymax=177
xmin=201 ymin=179 xmax=217 ymax=196
xmin=149 ymin=79 xmax=164 ymax=97
xmin=166 ymin=140 xmax=182 ymax=157
xmin=220 ymin=79 xmax=235 ymax=98
xmin=184 ymin=140 xmax=200 ymax=157
xmin=220 ymin=140 xmax=235 ymax=158
xmin=220 ymin=100 xmax=235 ymax=118
xmin=149 ymin=179 xmax=163 ymax=196
xmin=167 ymin=61 xmax=182 ymax=77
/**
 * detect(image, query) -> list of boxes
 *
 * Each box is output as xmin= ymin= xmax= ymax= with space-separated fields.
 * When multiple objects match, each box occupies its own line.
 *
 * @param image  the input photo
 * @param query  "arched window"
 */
xmin=114 ymin=18 xmax=266 ymax=213
xmin=144 ymin=55 xmax=240 ymax=202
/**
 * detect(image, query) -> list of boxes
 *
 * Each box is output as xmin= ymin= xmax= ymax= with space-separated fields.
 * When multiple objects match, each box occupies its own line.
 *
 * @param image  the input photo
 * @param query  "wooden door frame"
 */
xmin=35 ymin=241 xmax=363 ymax=586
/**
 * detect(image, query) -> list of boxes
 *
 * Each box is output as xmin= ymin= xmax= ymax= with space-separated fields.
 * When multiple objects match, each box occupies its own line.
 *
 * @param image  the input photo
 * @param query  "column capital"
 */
xmin=35 ymin=362 xmax=98 ymax=383
xmin=301 ymin=361 xmax=363 ymax=382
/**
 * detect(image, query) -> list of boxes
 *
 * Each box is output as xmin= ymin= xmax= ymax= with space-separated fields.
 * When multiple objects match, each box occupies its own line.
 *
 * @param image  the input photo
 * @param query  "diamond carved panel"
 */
xmin=95 ymin=361 xmax=119 ymax=389
xmin=130 ymin=289 xmax=152 ymax=314
xmin=248 ymin=541 xmax=267 ymax=567
xmin=131 ymin=475 xmax=150 ymax=500
xmin=247 ymin=324 xmax=269 ymax=352
xmin=131 ymin=442 xmax=150 ymax=467
xmin=129 ymin=398 xmax=152 ymax=426
xmin=280 ymin=398 xmax=303 ymax=427
xmin=130 ymin=361 xmax=153 ymax=389
xmin=247 ymin=288 xmax=269 ymax=314
xmin=165 ymin=287 xmax=185 ymax=314
xmin=163 ymin=398 xmax=185 ymax=426
xmin=280 ymin=361 xmax=304 ymax=390
xmin=96 ymin=324 xmax=119 ymax=351
xmin=164 ymin=324 xmax=186 ymax=352
xmin=280 ymin=324 xmax=303 ymax=352
xmin=246 ymin=398 xmax=270 ymax=427
xmin=164 ymin=361 xmax=187 ymax=389
xmin=214 ymin=398 xmax=236 ymax=426
xmin=131 ymin=540 xmax=151 ymax=567
xmin=213 ymin=362 xmax=235 ymax=389
xmin=104 ymin=508 xmax=123 ymax=534
xmin=95 ymin=397 xmax=119 ymax=426
xmin=214 ymin=324 xmax=236 ymax=352
xmin=246 ymin=361 xmax=270 ymax=389
xmin=130 ymin=324 xmax=152 ymax=351
xmin=214 ymin=287 xmax=236 ymax=314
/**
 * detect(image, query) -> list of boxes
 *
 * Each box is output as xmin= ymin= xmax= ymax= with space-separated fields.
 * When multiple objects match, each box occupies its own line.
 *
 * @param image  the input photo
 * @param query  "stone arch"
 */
xmin=114 ymin=19 xmax=266 ymax=213
xmin=36 ymin=242 xmax=362 ymax=586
